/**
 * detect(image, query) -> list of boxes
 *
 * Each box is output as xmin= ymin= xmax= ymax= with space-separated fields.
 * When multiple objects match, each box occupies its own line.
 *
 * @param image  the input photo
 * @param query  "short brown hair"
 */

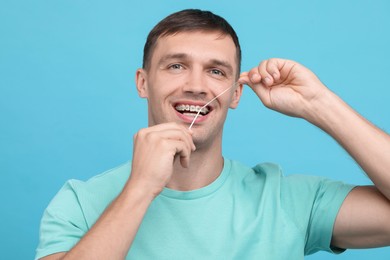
xmin=142 ymin=9 xmax=241 ymax=77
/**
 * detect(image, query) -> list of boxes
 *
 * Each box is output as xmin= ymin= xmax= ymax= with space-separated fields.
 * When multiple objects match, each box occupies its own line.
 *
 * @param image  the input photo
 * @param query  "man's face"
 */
xmin=136 ymin=31 xmax=242 ymax=148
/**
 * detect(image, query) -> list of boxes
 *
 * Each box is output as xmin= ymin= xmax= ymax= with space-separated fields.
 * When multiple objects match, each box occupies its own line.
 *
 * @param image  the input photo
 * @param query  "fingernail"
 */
xmin=263 ymin=76 xmax=271 ymax=85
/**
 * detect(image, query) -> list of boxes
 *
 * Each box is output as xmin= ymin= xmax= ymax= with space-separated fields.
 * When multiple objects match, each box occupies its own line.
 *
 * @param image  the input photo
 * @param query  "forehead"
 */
xmin=151 ymin=31 xmax=238 ymax=68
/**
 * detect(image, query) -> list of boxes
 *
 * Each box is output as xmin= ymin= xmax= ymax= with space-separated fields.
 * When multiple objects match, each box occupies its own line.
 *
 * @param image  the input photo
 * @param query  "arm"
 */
xmin=305 ymin=80 xmax=390 ymax=199
xmin=239 ymin=58 xmax=390 ymax=248
xmin=40 ymin=123 xmax=195 ymax=260
xmin=308 ymin=85 xmax=390 ymax=248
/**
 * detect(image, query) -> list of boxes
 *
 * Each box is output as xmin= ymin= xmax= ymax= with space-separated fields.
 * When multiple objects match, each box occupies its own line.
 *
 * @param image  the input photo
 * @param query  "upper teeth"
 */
xmin=175 ymin=104 xmax=209 ymax=114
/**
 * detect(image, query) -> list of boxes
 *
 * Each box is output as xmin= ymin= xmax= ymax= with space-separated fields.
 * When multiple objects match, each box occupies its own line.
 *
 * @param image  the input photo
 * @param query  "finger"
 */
xmin=240 ymin=74 xmax=272 ymax=108
xmin=266 ymin=58 xmax=281 ymax=82
xmin=258 ymin=60 xmax=275 ymax=87
xmin=171 ymin=127 xmax=196 ymax=152
xmin=247 ymin=66 xmax=263 ymax=85
xmin=159 ymin=124 xmax=196 ymax=151
xmin=153 ymin=128 xmax=195 ymax=153
xmin=180 ymin=154 xmax=189 ymax=168
xmin=241 ymin=66 xmax=269 ymax=99
xmin=169 ymin=140 xmax=192 ymax=168
xmin=238 ymin=72 xmax=250 ymax=85
xmin=253 ymin=80 xmax=272 ymax=108
xmin=139 ymin=123 xmax=195 ymax=151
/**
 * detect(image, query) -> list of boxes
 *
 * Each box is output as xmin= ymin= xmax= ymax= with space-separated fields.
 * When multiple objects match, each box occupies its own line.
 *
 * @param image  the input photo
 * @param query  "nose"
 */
xmin=182 ymin=68 xmax=208 ymax=96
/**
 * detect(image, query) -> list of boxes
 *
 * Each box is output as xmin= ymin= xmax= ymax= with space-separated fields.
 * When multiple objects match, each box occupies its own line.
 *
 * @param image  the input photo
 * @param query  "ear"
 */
xmin=135 ymin=68 xmax=148 ymax=98
xmin=229 ymin=83 xmax=243 ymax=109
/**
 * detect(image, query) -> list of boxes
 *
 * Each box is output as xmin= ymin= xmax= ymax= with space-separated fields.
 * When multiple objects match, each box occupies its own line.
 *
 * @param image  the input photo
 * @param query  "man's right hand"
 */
xmin=128 ymin=123 xmax=196 ymax=199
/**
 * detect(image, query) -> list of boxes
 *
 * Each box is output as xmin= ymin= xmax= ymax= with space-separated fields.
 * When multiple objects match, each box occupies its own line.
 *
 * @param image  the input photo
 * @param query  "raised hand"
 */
xmin=239 ymin=58 xmax=330 ymax=120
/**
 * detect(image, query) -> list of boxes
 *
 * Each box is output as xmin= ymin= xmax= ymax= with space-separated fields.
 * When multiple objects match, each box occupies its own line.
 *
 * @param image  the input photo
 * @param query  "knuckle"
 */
xmin=269 ymin=58 xmax=278 ymax=64
xmin=148 ymin=133 xmax=159 ymax=142
xmin=137 ymin=128 xmax=147 ymax=137
xmin=158 ymin=138 xmax=170 ymax=148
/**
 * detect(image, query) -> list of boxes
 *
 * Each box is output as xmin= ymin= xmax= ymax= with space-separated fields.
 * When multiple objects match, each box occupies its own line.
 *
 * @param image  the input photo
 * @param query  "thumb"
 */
xmin=239 ymin=72 xmax=272 ymax=108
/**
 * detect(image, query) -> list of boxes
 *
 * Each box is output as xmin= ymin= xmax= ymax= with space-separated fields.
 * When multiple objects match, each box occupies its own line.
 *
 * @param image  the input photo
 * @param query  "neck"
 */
xmin=166 ymin=140 xmax=224 ymax=191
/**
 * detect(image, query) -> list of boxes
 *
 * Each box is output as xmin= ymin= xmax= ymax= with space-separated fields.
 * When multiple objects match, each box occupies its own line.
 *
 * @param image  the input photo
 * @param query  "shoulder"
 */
xmin=46 ymin=161 xmax=132 ymax=218
xmin=252 ymin=161 xmax=351 ymax=193
xmin=72 ymin=161 xmax=131 ymax=190
xmin=228 ymin=159 xmax=353 ymax=201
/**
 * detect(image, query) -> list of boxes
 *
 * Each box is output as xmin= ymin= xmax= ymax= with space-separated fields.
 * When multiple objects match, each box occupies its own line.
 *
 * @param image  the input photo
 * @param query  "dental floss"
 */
xmin=188 ymin=81 xmax=240 ymax=129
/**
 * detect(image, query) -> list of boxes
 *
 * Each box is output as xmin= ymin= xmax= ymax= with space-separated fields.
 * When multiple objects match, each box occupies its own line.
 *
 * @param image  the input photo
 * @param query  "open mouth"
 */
xmin=174 ymin=104 xmax=211 ymax=117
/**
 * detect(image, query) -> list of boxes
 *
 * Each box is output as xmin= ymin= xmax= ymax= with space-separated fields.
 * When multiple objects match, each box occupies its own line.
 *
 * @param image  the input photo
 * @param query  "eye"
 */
xmin=210 ymin=69 xmax=225 ymax=76
xmin=168 ymin=64 xmax=184 ymax=70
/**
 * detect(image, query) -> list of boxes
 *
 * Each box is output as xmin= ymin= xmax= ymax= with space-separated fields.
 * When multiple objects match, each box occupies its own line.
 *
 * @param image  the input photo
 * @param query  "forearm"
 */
xmin=307 ymin=90 xmax=390 ymax=199
xmin=62 ymin=181 xmax=153 ymax=260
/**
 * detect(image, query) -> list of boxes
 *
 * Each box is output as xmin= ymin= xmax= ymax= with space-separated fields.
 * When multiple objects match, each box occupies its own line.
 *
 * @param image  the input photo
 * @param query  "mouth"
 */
xmin=173 ymin=102 xmax=212 ymax=124
xmin=174 ymin=103 xmax=211 ymax=116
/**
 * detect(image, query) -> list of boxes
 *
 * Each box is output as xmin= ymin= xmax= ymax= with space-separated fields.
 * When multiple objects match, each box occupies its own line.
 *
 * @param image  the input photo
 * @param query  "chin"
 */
xmin=192 ymin=129 xmax=222 ymax=149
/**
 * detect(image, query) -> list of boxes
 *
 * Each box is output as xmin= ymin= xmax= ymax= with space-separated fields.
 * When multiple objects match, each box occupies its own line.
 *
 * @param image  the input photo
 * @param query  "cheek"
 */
xmin=219 ymin=93 xmax=236 ymax=109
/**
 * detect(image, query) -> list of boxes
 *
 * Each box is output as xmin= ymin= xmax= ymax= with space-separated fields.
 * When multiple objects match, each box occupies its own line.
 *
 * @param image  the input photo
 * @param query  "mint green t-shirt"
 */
xmin=36 ymin=159 xmax=354 ymax=259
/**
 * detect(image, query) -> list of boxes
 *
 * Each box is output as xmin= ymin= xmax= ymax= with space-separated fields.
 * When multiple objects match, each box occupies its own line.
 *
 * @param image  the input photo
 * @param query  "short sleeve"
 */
xmin=304 ymin=178 xmax=355 ymax=255
xmin=35 ymin=181 xmax=88 ymax=260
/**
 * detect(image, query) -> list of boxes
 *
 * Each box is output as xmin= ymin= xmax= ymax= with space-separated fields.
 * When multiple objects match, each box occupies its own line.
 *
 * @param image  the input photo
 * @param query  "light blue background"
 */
xmin=1 ymin=0 xmax=389 ymax=259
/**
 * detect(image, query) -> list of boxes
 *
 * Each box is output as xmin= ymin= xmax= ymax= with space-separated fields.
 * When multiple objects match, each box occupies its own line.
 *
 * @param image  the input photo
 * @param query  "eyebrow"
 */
xmin=208 ymin=59 xmax=234 ymax=76
xmin=157 ymin=53 xmax=189 ymax=66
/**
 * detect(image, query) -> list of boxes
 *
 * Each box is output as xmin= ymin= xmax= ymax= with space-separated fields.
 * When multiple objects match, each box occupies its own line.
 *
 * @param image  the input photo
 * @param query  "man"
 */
xmin=36 ymin=9 xmax=390 ymax=259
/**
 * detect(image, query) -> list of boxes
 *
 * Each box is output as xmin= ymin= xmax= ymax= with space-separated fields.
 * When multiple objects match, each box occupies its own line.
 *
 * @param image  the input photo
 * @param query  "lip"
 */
xmin=172 ymin=100 xmax=213 ymax=125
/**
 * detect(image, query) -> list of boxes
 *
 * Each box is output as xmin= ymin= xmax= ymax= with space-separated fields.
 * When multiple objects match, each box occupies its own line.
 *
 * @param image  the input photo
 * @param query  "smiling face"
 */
xmin=136 ymin=31 xmax=243 ymax=148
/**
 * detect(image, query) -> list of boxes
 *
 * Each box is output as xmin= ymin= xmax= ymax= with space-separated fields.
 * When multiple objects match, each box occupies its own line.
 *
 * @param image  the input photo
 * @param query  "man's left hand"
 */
xmin=239 ymin=58 xmax=330 ymax=121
